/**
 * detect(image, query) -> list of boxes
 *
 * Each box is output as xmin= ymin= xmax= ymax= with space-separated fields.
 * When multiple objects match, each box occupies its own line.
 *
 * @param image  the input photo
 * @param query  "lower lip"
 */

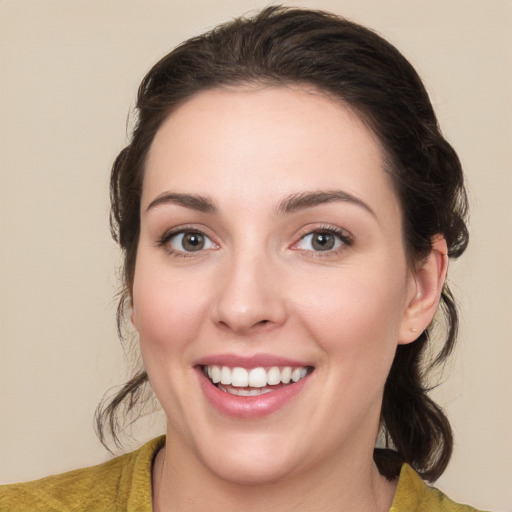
xmin=197 ymin=368 xmax=311 ymax=419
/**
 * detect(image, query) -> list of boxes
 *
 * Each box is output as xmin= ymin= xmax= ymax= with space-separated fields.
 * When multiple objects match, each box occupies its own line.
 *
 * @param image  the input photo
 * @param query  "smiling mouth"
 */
xmin=201 ymin=365 xmax=314 ymax=396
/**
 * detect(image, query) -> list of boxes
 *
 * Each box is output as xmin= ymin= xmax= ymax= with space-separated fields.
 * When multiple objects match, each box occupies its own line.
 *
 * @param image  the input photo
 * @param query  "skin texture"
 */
xmin=131 ymin=86 xmax=448 ymax=511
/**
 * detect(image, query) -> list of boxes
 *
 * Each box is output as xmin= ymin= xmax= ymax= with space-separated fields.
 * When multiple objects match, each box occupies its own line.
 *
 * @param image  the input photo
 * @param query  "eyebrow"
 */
xmin=276 ymin=190 xmax=376 ymax=217
xmin=146 ymin=192 xmax=217 ymax=213
xmin=145 ymin=189 xmax=376 ymax=218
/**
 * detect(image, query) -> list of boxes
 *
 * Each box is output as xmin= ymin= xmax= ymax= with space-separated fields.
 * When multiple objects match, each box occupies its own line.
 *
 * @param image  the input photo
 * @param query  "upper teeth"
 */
xmin=205 ymin=365 xmax=309 ymax=388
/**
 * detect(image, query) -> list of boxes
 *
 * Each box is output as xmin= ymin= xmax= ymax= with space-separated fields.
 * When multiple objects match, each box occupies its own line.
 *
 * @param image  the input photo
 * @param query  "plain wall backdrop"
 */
xmin=1 ymin=1 xmax=511 ymax=509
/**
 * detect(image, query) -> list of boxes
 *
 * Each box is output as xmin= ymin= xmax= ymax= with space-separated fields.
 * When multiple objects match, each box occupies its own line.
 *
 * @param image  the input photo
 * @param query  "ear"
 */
xmin=398 ymin=236 xmax=449 ymax=344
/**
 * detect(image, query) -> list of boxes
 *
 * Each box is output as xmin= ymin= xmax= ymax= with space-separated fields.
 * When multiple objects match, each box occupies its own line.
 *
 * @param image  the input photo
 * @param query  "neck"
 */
xmin=152 ymin=432 xmax=397 ymax=512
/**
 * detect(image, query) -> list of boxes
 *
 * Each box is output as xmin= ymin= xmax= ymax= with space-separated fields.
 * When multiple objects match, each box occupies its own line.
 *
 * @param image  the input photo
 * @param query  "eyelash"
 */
xmin=157 ymin=226 xmax=217 ymax=258
xmin=291 ymin=225 xmax=354 ymax=256
xmin=156 ymin=224 xmax=353 ymax=258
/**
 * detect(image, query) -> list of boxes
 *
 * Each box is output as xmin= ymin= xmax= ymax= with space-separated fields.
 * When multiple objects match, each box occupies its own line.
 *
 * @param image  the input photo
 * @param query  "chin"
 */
xmin=205 ymin=452 xmax=298 ymax=486
xmin=190 ymin=429 xmax=305 ymax=486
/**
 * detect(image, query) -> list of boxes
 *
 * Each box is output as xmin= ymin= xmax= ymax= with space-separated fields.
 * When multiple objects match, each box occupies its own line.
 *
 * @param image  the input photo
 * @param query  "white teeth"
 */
xmin=231 ymin=367 xmax=249 ymax=387
xmin=211 ymin=365 xmax=221 ymax=383
xmin=291 ymin=367 xmax=307 ymax=382
xmin=281 ymin=367 xmax=292 ymax=384
xmin=291 ymin=368 xmax=302 ymax=382
xmin=267 ymin=366 xmax=281 ymax=385
xmin=204 ymin=365 xmax=310 ymax=388
xmin=248 ymin=367 xmax=267 ymax=388
xmin=220 ymin=387 xmax=273 ymax=396
xmin=220 ymin=366 xmax=231 ymax=385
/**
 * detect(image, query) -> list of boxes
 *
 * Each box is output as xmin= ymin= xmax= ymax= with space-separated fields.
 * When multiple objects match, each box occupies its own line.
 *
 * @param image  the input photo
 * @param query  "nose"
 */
xmin=212 ymin=250 xmax=287 ymax=335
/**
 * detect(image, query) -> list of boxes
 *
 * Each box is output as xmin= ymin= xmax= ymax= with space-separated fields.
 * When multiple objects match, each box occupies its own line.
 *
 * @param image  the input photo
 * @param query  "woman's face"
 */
xmin=132 ymin=86 xmax=419 ymax=484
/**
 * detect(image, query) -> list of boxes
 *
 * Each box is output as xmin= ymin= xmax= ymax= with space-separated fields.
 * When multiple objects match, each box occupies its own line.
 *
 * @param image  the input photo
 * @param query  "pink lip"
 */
xmin=196 ymin=365 xmax=313 ymax=419
xmin=195 ymin=353 xmax=311 ymax=369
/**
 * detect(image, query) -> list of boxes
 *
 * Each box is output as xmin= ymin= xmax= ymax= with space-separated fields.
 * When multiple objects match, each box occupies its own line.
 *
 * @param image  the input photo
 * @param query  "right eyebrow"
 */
xmin=145 ymin=192 xmax=217 ymax=214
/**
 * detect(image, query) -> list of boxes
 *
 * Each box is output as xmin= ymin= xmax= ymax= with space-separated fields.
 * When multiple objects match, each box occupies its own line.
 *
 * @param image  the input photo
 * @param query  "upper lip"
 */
xmin=195 ymin=353 xmax=313 ymax=369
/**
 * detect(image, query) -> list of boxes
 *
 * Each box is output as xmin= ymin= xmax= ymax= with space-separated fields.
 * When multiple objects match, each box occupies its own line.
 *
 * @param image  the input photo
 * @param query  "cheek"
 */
xmin=130 ymin=262 xmax=212 ymax=420
xmin=291 ymin=267 xmax=407 ymax=364
xmin=131 ymin=262 xmax=211 ymax=354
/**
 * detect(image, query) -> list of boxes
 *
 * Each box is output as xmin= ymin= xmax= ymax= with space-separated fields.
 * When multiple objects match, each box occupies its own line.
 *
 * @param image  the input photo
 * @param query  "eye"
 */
xmin=293 ymin=228 xmax=352 ymax=253
xmin=165 ymin=230 xmax=216 ymax=253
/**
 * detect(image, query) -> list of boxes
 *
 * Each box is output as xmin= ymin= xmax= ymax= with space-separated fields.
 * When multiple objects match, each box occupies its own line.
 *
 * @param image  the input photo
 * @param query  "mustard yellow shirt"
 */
xmin=0 ymin=436 xmax=486 ymax=511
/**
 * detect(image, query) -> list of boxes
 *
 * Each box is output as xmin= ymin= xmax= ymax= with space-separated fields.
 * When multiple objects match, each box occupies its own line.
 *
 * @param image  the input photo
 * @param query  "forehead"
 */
xmin=143 ymin=86 xmax=399 ymax=219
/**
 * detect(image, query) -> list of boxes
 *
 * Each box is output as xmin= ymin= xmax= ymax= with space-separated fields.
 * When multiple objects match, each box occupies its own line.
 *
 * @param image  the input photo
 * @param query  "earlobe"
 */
xmin=398 ymin=236 xmax=448 ymax=345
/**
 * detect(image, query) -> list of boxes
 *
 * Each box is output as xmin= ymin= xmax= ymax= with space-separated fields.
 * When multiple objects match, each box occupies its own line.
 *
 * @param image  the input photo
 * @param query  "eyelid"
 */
xmin=157 ymin=225 xmax=219 ymax=255
xmin=290 ymin=224 xmax=354 ymax=253
xmin=170 ymin=232 xmax=216 ymax=252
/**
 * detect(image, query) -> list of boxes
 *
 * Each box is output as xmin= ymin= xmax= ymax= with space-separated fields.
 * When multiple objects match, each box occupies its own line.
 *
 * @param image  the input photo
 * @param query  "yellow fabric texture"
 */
xmin=1 ymin=436 xmax=486 ymax=512
xmin=390 ymin=464 xmax=485 ymax=512
xmin=0 ymin=437 xmax=164 ymax=512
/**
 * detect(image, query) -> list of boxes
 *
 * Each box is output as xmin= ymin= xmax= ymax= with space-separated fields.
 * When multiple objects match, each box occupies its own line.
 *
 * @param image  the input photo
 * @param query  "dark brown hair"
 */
xmin=96 ymin=5 xmax=469 ymax=482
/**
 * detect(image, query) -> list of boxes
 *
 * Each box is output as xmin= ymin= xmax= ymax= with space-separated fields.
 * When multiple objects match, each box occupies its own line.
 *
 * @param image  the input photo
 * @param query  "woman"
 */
xmin=0 ymin=6 xmax=487 ymax=511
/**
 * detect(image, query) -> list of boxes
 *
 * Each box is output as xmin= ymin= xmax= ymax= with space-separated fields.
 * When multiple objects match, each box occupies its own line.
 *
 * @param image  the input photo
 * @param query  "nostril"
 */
xmin=215 ymin=318 xmax=273 ymax=335
xmin=254 ymin=319 xmax=272 ymax=329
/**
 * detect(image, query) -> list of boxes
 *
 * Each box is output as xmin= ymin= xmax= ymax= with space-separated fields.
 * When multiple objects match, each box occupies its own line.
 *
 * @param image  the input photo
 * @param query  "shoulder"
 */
xmin=0 ymin=436 xmax=165 ymax=512
xmin=391 ymin=464 xmax=489 ymax=512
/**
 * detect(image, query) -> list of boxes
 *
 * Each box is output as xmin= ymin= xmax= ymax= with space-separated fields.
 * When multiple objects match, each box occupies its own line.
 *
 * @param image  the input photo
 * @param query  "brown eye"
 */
xmin=181 ymin=232 xmax=205 ymax=251
xmin=168 ymin=231 xmax=215 ymax=253
xmin=294 ymin=229 xmax=349 ymax=253
xmin=311 ymin=232 xmax=336 ymax=251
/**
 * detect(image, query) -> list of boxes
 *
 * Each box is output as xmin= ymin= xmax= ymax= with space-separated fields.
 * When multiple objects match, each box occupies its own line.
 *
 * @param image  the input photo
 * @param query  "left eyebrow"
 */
xmin=276 ymin=190 xmax=377 ymax=218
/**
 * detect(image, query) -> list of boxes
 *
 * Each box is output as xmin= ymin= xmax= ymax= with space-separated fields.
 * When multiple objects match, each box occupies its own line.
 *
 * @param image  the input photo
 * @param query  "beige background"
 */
xmin=1 ymin=0 xmax=511 ymax=509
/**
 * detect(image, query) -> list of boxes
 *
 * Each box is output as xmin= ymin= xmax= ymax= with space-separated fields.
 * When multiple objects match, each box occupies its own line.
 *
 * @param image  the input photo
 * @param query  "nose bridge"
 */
xmin=213 ymin=241 xmax=286 ymax=334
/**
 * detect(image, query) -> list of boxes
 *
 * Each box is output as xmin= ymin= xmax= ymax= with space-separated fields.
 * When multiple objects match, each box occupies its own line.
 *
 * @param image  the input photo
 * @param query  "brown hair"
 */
xmin=96 ymin=5 xmax=469 ymax=482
